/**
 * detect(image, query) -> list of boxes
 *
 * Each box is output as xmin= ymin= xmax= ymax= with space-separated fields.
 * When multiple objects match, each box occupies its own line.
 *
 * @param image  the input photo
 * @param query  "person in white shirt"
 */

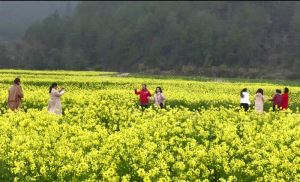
xmin=240 ymin=88 xmax=250 ymax=111
xmin=47 ymin=82 xmax=65 ymax=115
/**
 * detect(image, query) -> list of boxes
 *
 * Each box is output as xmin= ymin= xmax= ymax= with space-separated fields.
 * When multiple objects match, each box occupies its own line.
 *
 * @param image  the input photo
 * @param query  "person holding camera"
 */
xmin=47 ymin=82 xmax=65 ymax=115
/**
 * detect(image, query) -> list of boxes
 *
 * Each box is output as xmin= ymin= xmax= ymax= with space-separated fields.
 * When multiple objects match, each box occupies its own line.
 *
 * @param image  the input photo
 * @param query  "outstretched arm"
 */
xmin=269 ymin=95 xmax=275 ymax=101
xmin=135 ymin=89 xmax=140 ymax=95
xmin=18 ymin=86 xmax=24 ymax=99
xmin=161 ymin=93 xmax=166 ymax=100
xmin=54 ymin=90 xmax=64 ymax=97
xmin=59 ymin=89 xmax=65 ymax=95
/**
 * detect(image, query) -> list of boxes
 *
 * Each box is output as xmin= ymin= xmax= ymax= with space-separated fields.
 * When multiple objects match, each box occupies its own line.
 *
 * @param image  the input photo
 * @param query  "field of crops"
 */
xmin=0 ymin=69 xmax=299 ymax=181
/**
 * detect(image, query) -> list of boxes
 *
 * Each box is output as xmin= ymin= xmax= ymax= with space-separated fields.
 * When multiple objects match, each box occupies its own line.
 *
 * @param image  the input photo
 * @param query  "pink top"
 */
xmin=154 ymin=92 xmax=166 ymax=106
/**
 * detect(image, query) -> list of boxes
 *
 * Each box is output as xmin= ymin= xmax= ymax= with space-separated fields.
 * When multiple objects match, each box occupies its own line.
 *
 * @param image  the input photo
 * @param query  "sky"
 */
xmin=0 ymin=1 xmax=79 ymax=42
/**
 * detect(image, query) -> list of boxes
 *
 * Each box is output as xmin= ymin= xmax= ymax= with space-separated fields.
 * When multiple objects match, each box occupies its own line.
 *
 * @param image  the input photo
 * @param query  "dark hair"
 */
xmin=142 ymin=84 xmax=147 ymax=90
xmin=14 ymin=78 xmax=21 ymax=84
xmin=256 ymin=88 xmax=264 ymax=95
xmin=276 ymin=89 xmax=282 ymax=94
xmin=241 ymin=88 xmax=247 ymax=98
xmin=284 ymin=87 xmax=289 ymax=93
xmin=155 ymin=87 xmax=163 ymax=94
xmin=49 ymin=82 xmax=58 ymax=93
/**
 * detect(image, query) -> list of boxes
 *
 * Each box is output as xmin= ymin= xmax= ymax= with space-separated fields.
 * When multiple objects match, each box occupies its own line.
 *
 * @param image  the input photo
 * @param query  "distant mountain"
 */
xmin=0 ymin=1 xmax=78 ymax=42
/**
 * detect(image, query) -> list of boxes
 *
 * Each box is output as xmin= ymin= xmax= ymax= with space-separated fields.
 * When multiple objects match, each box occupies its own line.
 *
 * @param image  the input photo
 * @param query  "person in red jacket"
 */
xmin=134 ymin=84 xmax=151 ymax=109
xmin=281 ymin=87 xmax=289 ymax=110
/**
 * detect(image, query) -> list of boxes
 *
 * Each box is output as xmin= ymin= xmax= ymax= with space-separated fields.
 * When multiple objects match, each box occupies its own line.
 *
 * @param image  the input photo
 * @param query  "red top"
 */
xmin=135 ymin=89 xmax=151 ymax=104
xmin=281 ymin=93 xmax=289 ymax=109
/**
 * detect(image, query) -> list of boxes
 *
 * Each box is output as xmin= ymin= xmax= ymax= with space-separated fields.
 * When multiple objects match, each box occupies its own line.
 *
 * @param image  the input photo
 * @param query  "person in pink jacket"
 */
xmin=254 ymin=88 xmax=265 ymax=113
xmin=154 ymin=87 xmax=166 ymax=108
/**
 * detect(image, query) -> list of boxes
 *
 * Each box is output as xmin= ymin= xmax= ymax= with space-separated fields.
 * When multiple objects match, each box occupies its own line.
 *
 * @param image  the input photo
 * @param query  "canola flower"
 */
xmin=0 ymin=70 xmax=300 ymax=181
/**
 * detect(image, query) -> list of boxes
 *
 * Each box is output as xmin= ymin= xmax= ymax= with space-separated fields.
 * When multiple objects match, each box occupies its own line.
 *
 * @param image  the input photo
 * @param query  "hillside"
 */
xmin=1 ymin=2 xmax=300 ymax=79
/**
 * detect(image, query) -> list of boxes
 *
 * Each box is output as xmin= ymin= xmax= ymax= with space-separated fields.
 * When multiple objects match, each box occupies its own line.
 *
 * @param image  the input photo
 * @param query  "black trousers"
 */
xmin=159 ymin=103 xmax=165 ymax=108
xmin=240 ymin=103 xmax=249 ymax=111
xmin=140 ymin=103 xmax=149 ymax=111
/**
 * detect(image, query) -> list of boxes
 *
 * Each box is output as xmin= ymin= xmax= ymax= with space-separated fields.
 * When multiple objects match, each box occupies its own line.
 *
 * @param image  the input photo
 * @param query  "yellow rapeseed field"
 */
xmin=0 ymin=70 xmax=299 ymax=181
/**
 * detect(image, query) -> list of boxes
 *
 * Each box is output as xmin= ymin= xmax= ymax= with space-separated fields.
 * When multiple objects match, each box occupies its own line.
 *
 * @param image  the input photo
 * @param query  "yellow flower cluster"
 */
xmin=0 ymin=70 xmax=299 ymax=181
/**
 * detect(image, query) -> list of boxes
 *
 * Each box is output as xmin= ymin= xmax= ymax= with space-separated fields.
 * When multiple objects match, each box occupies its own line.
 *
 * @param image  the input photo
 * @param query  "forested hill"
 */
xmin=2 ymin=2 xmax=300 ymax=79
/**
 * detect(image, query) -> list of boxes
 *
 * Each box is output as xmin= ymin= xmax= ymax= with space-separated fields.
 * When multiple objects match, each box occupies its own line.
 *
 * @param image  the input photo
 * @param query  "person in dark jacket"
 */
xmin=269 ymin=89 xmax=282 ymax=111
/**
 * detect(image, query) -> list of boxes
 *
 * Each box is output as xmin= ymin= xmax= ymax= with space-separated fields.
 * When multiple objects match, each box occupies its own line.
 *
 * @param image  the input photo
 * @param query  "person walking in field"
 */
xmin=240 ymin=88 xmax=250 ymax=111
xmin=134 ymin=84 xmax=151 ymax=110
xmin=154 ymin=87 xmax=166 ymax=108
xmin=254 ymin=88 xmax=265 ymax=113
xmin=281 ymin=87 xmax=289 ymax=110
xmin=7 ymin=78 xmax=24 ymax=111
xmin=269 ymin=89 xmax=282 ymax=111
xmin=47 ymin=82 xmax=65 ymax=115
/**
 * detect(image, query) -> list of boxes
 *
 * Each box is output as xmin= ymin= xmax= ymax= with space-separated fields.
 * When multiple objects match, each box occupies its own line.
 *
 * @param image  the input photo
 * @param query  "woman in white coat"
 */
xmin=47 ymin=82 xmax=65 ymax=115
